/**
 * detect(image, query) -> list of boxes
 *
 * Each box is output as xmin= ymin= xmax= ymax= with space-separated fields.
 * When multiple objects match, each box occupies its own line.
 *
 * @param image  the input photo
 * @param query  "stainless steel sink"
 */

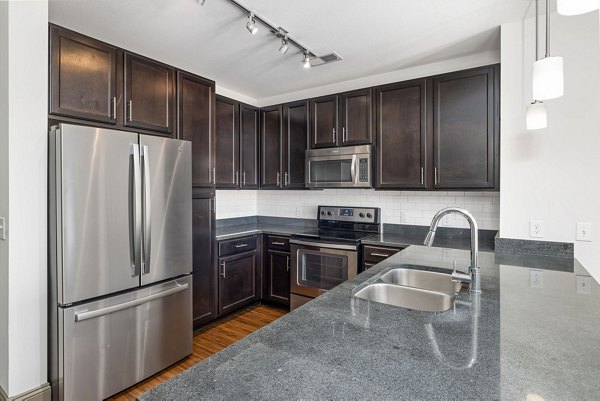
xmin=353 ymin=283 xmax=455 ymax=312
xmin=379 ymin=267 xmax=462 ymax=294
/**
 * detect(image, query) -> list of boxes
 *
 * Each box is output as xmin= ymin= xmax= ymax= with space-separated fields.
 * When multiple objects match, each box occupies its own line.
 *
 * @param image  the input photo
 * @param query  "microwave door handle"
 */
xmin=351 ymin=155 xmax=357 ymax=186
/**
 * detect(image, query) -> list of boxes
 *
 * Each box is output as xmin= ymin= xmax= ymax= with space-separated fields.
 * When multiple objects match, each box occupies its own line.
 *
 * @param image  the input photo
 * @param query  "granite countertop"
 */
xmin=362 ymin=231 xmax=496 ymax=252
xmin=215 ymin=223 xmax=304 ymax=240
xmin=140 ymin=245 xmax=600 ymax=400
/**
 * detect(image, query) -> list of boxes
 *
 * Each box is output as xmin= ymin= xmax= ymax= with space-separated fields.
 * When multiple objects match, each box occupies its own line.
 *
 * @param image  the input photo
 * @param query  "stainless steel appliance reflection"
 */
xmin=48 ymin=124 xmax=193 ymax=401
xmin=305 ymin=145 xmax=373 ymax=189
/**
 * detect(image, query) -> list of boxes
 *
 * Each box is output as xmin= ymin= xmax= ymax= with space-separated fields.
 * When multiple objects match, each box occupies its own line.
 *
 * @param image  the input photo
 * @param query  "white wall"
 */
xmin=217 ymin=190 xmax=499 ymax=230
xmin=500 ymin=12 xmax=600 ymax=278
xmin=0 ymin=0 xmax=49 ymax=397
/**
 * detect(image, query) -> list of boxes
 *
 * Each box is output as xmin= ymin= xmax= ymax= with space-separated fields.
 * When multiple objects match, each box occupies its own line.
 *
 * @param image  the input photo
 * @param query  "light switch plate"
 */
xmin=576 ymin=275 xmax=592 ymax=295
xmin=576 ymin=222 xmax=592 ymax=242
xmin=530 ymin=220 xmax=545 ymax=238
xmin=530 ymin=270 xmax=543 ymax=288
xmin=0 ymin=217 xmax=5 ymax=240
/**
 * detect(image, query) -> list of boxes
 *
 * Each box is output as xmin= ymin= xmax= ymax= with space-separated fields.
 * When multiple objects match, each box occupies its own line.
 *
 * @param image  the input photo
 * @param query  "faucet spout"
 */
xmin=424 ymin=207 xmax=481 ymax=293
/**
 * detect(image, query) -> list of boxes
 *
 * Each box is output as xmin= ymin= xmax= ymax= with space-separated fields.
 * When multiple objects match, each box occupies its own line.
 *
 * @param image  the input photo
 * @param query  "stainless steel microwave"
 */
xmin=305 ymin=145 xmax=372 ymax=189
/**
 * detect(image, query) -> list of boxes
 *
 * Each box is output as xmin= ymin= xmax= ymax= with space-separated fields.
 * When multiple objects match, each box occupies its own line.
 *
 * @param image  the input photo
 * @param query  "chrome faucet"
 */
xmin=423 ymin=207 xmax=481 ymax=293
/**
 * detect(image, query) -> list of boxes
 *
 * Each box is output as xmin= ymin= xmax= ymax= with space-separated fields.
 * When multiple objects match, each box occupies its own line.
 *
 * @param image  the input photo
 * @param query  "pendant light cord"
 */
xmin=545 ymin=0 xmax=550 ymax=57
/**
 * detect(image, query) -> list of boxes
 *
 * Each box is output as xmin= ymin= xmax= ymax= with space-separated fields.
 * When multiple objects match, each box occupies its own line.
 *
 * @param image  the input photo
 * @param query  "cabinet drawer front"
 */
xmin=363 ymin=245 xmax=402 ymax=263
xmin=267 ymin=235 xmax=290 ymax=251
xmin=219 ymin=235 xmax=257 ymax=257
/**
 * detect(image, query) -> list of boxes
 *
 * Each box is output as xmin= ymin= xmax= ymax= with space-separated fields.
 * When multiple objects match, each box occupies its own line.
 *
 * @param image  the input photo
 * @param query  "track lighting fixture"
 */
xmin=532 ymin=0 xmax=564 ymax=100
xmin=279 ymin=37 xmax=289 ymax=55
xmin=302 ymin=52 xmax=311 ymax=68
xmin=246 ymin=13 xmax=258 ymax=35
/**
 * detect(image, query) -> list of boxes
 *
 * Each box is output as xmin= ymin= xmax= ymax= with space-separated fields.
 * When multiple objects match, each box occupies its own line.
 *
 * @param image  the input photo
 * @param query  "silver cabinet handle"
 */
xmin=129 ymin=144 xmax=142 ymax=276
xmin=434 ymin=167 xmax=439 ymax=186
xmin=421 ymin=167 xmax=424 ymax=186
xmin=286 ymin=256 xmax=291 ymax=272
xmin=220 ymin=261 xmax=226 ymax=278
xmin=128 ymin=100 xmax=133 ymax=121
xmin=242 ymin=171 xmax=246 ymax=187
xmin=276 ymin=172 xmax=281 ymax=186
xmin=234 ymin=171 xmax=239 ymax=186
xmin=332 ymin=128 xmax=336 ymax=143
xmin=211 ymin=167 xmax=216 ymax=185
xmin=284 ymin=172 xmax=289 ymax=186
xmin=112 ymin=96 xmax=117 ymax=119
xmin=234 ymin=243 xmax=248 ymax=248
xmin=141 ymin=145 xmax=151 ymax=275
xmin=75 ymin=282 xmax=188 ymax=322
xmin=210 ymin=197 xmax=215 ymax=214
xmin=272 ymin=241 xmax=286 ymax=246
xmin=371 ymin=252 xmax=390 ymax=258
xmin=342 ymin=127 xmax=346 ymax=142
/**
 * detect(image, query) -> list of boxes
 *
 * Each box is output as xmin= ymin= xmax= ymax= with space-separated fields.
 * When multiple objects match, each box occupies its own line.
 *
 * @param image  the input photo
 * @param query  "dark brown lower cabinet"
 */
xmin=218 ymin=248 xmax=259 ymax=315
xmin=192 ymin=193 xmax=217 ymax=329
xmin=265 ymin=240 xmax=290 ymax=307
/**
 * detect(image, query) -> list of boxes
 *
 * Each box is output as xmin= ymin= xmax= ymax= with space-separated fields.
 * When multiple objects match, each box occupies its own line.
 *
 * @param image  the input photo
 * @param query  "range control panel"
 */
xmin=317 ymin=206 xmax=380 ymax=224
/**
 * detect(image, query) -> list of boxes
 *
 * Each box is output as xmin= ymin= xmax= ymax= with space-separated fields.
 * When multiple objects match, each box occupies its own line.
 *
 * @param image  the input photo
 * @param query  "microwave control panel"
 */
xmin=359 ymin=158 xmax=369 ymax=182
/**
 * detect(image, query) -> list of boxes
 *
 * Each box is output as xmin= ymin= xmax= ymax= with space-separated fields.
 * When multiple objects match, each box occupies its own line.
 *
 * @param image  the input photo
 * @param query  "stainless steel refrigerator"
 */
xmin=48 ymin=124 xmax=193 ymax=401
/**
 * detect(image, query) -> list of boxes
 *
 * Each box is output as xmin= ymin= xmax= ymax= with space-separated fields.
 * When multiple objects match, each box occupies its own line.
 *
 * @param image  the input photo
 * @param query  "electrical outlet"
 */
xmin=576 ymin=222 xmax=592 ymax=242
xmin=530 ymin=220 xmax=545 ymax=238
xmin=530 ymin=270 xmax=543 ymax=288
xmin=576 ymin=275 xmax=592 ymax=295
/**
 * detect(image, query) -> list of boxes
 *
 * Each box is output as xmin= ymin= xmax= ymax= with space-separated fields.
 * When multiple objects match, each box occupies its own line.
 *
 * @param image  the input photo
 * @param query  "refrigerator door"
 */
xmin=55 ymin=124 xmax=142 ymax=305
xmin=57 ymin=275 xmax=192 ymax=401
xmin=139 ymin=135 xmax=192 ymax=285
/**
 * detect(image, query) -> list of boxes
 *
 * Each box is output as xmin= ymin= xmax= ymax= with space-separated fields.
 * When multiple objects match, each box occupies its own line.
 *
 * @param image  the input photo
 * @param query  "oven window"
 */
xmin=310 ymin=159 xmax=353 ymax=183
xmin=298 ymin=250 xmax=349 ymax=291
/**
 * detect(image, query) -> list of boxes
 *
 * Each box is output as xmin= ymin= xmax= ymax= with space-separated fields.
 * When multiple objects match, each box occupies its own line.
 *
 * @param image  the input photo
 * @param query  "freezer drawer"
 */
xmin=53 ymin=276 xmax=192 ymax=401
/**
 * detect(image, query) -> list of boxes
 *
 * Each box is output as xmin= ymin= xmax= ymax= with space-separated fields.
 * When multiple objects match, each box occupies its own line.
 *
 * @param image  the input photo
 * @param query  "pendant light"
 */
xmin=557 ymin=0 xmax=600 ymax=15
xmin=532 ymin=0 xmax=564 ymax=100
xmin=527 ymin=0 xmax=547 ymax=130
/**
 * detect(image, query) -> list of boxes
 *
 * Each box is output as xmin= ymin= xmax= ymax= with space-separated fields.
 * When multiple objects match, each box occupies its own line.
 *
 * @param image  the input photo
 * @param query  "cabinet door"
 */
xmin=309 ymin=95 xmax=338 ymax=148
xmin=267 ymin=250 xmax=290 ymax=306
xmin=260 ymin=105 xmax=283 ymax=189
xmin=215 ymin=96 xmax=239 ymax=188
xmin=192 ymin=197 xmax=217 ymax=328
xmin=283 ymin=101 xmax=308 ymax=189
xmin=375 ymin=79 xmax=428 ymax=189
xmin=218 ymin=251 xmax=258 ymax=315
xmin=178 ymin=72 xmax=215 ymax=188
xmin=49 ymin=25 xmax=118 ymax=124
xmin=124 ymin=53 xmax=175 ymax=135
xmin=433 ymin=66 xmax=498 ymax=189
xmin=340 ymin=89 xmax=373 ymax=146
xmin=240 ymin=104 xmax=259 ymax=189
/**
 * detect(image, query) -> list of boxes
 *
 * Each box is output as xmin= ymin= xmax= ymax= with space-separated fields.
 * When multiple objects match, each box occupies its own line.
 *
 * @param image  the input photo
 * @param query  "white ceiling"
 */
xmin=49 ymin=0 xmax=532 ymax=102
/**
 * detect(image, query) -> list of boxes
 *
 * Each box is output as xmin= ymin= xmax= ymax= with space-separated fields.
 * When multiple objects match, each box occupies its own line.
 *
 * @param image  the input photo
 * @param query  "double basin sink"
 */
xmin=353 ymin=265 xmax=463 ymax=312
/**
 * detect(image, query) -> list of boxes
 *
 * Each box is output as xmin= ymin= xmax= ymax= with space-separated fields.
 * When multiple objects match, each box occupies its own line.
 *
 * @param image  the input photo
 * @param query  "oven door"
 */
xmin=290 ymin=240 xmax=358 ymax=299
xmin=305 ymin=149 xmax=372 ymax=188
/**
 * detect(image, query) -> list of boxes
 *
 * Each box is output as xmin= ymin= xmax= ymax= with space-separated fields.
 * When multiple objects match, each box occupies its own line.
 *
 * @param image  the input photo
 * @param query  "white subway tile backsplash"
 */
xmin=216 ymin=189 xmax=500 ymax=230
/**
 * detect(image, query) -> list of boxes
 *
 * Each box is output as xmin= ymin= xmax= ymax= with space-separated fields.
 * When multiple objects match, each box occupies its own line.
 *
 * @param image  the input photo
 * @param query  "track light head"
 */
xmin=279 ymin=37 xmax=289 ymax=55
xmin=302 ymin=52 xmax=311 ymax=68
xmin=246 ymin=13 xmax=258 ymax=35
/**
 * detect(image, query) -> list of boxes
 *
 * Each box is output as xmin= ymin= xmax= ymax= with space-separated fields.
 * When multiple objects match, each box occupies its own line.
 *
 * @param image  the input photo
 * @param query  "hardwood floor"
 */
xmin=106 ymin=304 xmax=288 ymax=401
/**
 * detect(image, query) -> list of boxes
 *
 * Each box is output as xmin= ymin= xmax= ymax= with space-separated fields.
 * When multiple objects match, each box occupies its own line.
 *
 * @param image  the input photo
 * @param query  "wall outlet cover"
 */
xmin=530 ymin=270 xmax=543 ymax=288
xmin=576 ymin=222 xmax=592 ymax=242
xmin=530 ymin=220 xmax=545 ymax=238
xmin=576 ymin=275 xmax=592 ymax=295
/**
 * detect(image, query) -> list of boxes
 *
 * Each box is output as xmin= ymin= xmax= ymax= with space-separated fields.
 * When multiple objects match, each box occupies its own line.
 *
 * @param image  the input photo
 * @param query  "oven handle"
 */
xmin=290 ymin=239 xmax=357 ymax=251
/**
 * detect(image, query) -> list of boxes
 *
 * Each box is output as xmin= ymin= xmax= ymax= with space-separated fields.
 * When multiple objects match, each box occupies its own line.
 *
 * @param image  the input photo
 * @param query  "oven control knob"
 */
xmin=367 ymin=213 xmax=373 ymax=219
xmin=327 ymin=211 xmax=333 ymax=216
xmin=321 ymin=211 xmax=326 ymax=216
xmin=359 ymin=212 xmax=365 ymax=218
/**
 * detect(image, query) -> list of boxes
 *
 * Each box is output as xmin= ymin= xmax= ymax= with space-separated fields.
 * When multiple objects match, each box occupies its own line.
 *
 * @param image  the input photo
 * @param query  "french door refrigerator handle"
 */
xmin=129 ymin=144 xmax=142 ymax=276
xmin=74 ymin=282 xmax=189 ymax=322
xmin=141 ymin=145 xmax=152 ymax=275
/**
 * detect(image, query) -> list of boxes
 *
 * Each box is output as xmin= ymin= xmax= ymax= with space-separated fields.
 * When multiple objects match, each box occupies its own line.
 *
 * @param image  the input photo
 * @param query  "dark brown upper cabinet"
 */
xmin=215 ymin=96 xmax=239 ymax=188
xmin=432 ymin=66 xmax=499 ymax=189
xmin=339 ymin=89 xmax=373 ymax=146
xmin=282 ymin=101 xmax=309 ymax=189
xmin=260 ymin=105 xmax=283 ymax=189
xmin=375 ymin=79 xmax=429 ymax=190
xmin=240 ymin=104 xmax=260 ymax=189
xmin=309 ymin=95 xmax=338 ymax=148
xmin=177 ymin=71 xmax=215 ymax=188
xmin=124 ymin=53 xmax=175 ymax=135
xmin=49 ymin=25 xmax=119 ymax=124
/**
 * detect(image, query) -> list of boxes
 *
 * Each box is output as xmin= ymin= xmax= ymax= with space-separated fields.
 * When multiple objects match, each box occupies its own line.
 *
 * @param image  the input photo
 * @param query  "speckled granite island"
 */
xmin=139 ymin=245 xmax=600 ymax=401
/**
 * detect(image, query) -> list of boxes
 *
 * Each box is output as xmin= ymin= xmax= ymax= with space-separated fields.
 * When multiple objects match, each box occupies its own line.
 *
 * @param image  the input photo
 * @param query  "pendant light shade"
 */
xmin=532 ymin=56 xmax=564 ymax=100
xmin=526 ymin=101 xmax=547 ymax=130
xmin=557 ymin=0 xmax=600 ymax=15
